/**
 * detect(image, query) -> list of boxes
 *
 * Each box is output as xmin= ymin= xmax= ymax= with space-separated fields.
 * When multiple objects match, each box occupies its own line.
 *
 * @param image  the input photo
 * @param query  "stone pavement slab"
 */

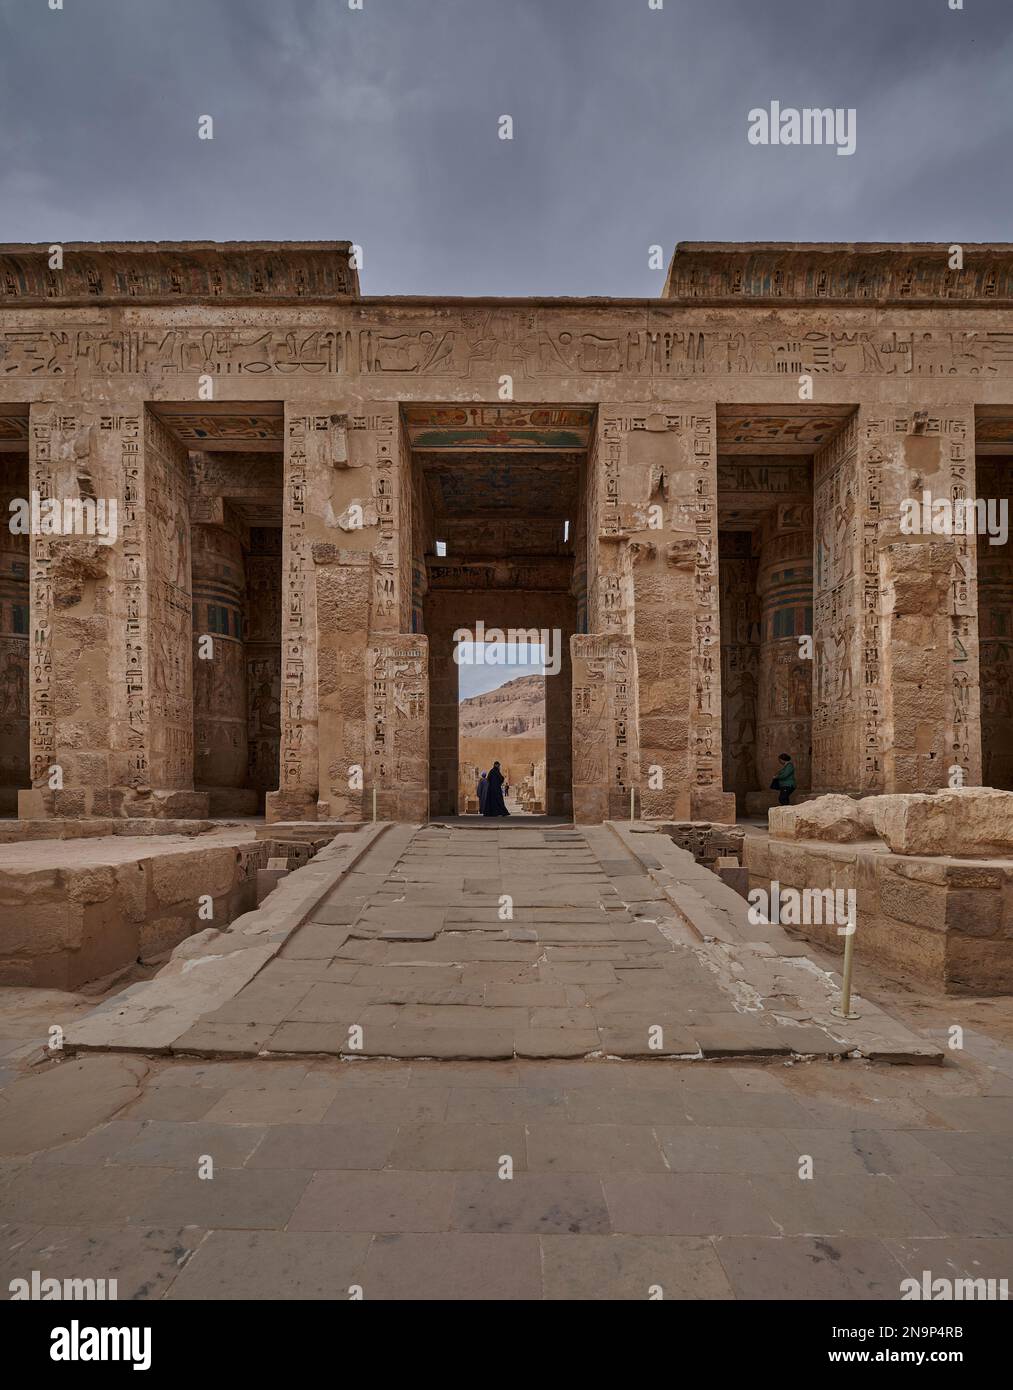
xmin=170 ymin=824 xmax=930 ymax=1062
xmin=0 ymin=1053 xmax=1010 ymax=1299
xmin=53 ymin=821 xmax=944 ymax=1071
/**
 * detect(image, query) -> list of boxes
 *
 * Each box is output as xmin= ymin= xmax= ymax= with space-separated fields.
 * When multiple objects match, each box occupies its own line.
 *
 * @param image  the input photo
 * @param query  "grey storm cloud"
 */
xmin=0 ymin=0 xmax=1011 ymax=295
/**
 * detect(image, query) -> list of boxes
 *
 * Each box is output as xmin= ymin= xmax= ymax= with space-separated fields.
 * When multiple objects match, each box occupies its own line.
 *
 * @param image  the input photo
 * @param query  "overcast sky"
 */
xmin=457 ymin=642 xmax=545 ymax=701
xmin=1 ymin=0 xmax=1011 ymax=296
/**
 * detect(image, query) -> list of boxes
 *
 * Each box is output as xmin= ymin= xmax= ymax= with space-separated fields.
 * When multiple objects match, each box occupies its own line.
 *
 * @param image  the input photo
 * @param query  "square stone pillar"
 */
xmin=20 ymin=404 xmax=205 ymax=819
xmin=367 ymin=634 xmax=429 ymax=821
xmin=813 ymin=407 xmax=982 ymax=794
xmin=588 ymin=405 xmax=733 ymax=822
xmin=266 ymin=410 xmax=324 ymax=822
xmin=812 ymin=411 xmax=868 ymax=792
xmin=267 ymin=402 xmax=414 ymax=822
xmin=571 ymin=633 xmax=639 ymax=823
xmin=872 ymin=407 xmax=982 ymax=791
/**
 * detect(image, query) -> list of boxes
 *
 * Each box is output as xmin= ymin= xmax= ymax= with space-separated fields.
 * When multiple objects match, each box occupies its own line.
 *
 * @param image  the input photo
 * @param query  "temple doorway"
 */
xmin=0 ymin=408 xmax=30 ymax=817
xmin=151 ymin=403 xmax=285 ymax=816
xmin=976 ymin=409 xmax=1013 ymax=789
xmin=403 ymin=405 xmax=592 ymax=819
xmin=716 ymin=405 xmax=855 ymax=815
xmin=457 ymin=635 xmax=548 ymax=815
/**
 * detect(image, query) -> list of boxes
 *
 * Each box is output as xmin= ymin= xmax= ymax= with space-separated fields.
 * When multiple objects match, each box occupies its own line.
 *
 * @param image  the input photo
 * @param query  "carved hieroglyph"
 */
xmin=589 ymin=407 xmax=727 ymax=819
xmin=24 ymin=404 xmax=195 ymax=815
xmin=873 ymin=409 xmax=982 ymax=791
xmin=7 ymin=320 xmax=1013 ymax=383
xmin=571 ymin=633 xmax=638 ymax=822
xmin=367 ymin=635 xmax=429 ymax=821
xmin=268 ymin=410 xmax=323 ymax=821
xmin=812 ymin=414 xmax=863 ymax=790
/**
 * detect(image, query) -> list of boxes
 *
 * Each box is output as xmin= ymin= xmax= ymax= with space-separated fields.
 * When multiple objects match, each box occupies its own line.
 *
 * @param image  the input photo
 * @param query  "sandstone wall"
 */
xmin=1 ymin=242 xmax=1008 ymax=823
xmin=745 ymin=832 xmax=1013 ymax=994
xmin=0 ymin=834 xmax=265 ymax=989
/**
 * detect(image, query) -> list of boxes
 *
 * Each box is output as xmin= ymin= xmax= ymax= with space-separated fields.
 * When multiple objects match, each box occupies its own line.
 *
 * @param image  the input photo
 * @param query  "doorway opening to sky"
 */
xmin=407 ymin=405 xmax=590 ymax=819
xmin=458 ymin=638 xmax=547 ymax=815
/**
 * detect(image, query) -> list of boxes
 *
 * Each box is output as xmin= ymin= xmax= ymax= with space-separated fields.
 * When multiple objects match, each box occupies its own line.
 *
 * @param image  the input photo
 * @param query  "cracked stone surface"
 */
xmin=0 ymin=1041 xmax=1011 ymax=1300
xmin=75 ymin=820 xmax=937 ymax=1063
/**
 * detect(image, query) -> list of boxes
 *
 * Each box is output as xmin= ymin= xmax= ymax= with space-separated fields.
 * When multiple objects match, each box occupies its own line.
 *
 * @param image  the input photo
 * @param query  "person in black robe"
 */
xmin=482 ymin=761 xmax=509 ymax=816
xmin=476 ymin=771 xmax=489 ymax=814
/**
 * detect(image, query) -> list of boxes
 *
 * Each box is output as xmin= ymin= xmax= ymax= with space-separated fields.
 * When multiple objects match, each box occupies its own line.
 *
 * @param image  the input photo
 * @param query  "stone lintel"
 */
xmin=664 ymin=241 xmax=1013 ymax=306
xmin=0 ymin=241 xmax=359 ymax=307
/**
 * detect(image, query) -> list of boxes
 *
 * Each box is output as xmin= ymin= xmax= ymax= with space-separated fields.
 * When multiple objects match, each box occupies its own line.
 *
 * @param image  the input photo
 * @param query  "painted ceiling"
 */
xmin=404 ymin=404 xmax=594 ymax=452
xmin=716 ymin=403 xmax=854 ymax=454
xmin=420 ymin=451 xmax=581 ymax=520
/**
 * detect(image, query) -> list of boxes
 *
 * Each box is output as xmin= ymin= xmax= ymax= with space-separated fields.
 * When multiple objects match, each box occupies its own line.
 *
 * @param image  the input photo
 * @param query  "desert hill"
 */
xmin=459 ymin=673 xmax=545 ymax=740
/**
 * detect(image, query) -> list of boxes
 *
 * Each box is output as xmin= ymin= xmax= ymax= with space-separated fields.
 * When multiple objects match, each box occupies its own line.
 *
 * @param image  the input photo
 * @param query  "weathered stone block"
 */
xmin=876 ymin=862 xmax=947 ymax=931
xmin=864 ymin=788 xmax=1013 ymax=856
xmin=769 ymin=794 xmax=869 ymax=843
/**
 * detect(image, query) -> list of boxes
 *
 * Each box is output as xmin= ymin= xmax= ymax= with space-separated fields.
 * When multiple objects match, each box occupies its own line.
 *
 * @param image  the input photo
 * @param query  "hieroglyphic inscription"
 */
xmin=0 ymin=328 xmax=352 ymax=379
xmin=280 ymin=415 xmax=311 ymax=797
xmin=349 ymin=414 xmax=399 ymax=629
xmin=28 ymin=416 xmax=55 ymax=783
xmin=142 ymin=411 xmax=192 ymax=787
xmin=571 ymin=634 xmax=638 ymax=817
xmin=113 ymin=414 xmax=146 ymax=785
xmin=688 ymin=411 xmax=719 ymax=789
xmin=367 ymin=637 xmax=428 ymax=808
xmin=812 ymin=413 xmax=861 ymax=788
xmin=5 ymin=323 xmax=1013 ymax=381
xmin=944 ymin=414 xmax=977 ymax=776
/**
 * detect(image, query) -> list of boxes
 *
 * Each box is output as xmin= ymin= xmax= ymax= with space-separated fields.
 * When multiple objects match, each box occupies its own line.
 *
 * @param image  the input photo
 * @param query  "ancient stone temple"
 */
xmin=1 ymin=240 xmax=1011 ymax=829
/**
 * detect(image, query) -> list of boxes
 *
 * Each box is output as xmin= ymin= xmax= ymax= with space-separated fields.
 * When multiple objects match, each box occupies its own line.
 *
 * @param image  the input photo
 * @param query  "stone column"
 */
xmin=718 ymin=533 xmax=759 ymax=801
xmin=424 ymin=594 xmax=460 ymax=818
xmin=22 ymin=404 xmax=205 ymax=819
xmin=367 ymin=634 xmax=429 ymax=821
xmin=191 ymin=513 xmax=257 ymax=815
xmin=756 ymin=517 xmax=813 ymax=791
xmin=267 ymin=408 xmax=325 ymax=822
xmin=0 ymin=457 xmax=29 ymax=814
xmin=874 ymin=408 xmax=982 ymax=791
xmin=812 ymin=412 xmax=865 ymax=792
xmin=544 ymin=612 xmax=574 ymax=816
xmin=571 ymin=633 xmax=639 ymax=822
xmin=587 ymin=405 xmax=732 ymax=822
xmin=245 ymin=527 xmax=283 ymax=805
xmin=814 ymin=406 xmax=982 ymax=794
xmin=267 ymin=402 xmax=422 ymax=823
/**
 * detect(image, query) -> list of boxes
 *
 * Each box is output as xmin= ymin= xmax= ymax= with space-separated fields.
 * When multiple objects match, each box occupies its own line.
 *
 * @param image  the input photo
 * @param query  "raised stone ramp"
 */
xmin=62 ymin=824 xmax=393 ymax=1055
xmin=58 ymin=820 xmax=939 ymax=1065
xmin=607 ymin=821 xmax=943 ymax=1065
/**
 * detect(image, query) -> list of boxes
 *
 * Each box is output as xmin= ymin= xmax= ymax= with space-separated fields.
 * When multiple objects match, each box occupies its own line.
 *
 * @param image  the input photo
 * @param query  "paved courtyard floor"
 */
xmin=0 ymin=1044 xmax=1011 ymax=1300
xmin=1 ymin=820 xmax=1011 ymax=1301
xmin=149 ymin=820 xmax=925 ymax=1060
